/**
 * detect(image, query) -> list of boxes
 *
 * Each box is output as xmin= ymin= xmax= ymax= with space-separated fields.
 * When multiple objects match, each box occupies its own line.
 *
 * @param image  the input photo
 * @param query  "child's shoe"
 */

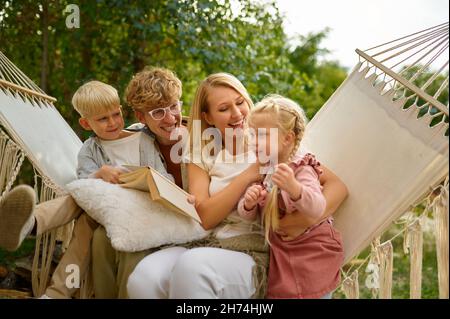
xmin=0 ymin=185 xmax=36 ymax=251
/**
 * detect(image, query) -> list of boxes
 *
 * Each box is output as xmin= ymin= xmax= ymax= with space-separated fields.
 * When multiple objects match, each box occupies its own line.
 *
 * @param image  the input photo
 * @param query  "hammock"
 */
xmin=302 ymin=22 xmax=449 ymax=298
xmin=0 ymin=50 xmax=83 ymax=297
xmin=0 ymin=22 xmax=449 ymax=299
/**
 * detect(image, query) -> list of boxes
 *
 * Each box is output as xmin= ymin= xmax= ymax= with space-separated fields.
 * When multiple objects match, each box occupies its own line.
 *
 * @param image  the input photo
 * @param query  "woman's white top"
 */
xmin=191 ymin=147 xmax=263 ymax=239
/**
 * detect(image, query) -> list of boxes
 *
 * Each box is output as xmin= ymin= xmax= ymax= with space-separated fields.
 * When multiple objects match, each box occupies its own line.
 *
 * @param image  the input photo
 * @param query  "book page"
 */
xmin=150 ymin=168 xmax=201 ymax=223
xmin=119 ymin=168 xmax=149 ymax=191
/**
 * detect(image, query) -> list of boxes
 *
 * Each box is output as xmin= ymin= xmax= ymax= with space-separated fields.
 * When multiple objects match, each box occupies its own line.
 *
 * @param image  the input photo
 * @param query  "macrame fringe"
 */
xmin=0 ymin=128 xmax=25 ymax=201
xmin=377 ymin=241 xmax=394 ymax=299
xmin=342 ymin=271 xmax=359 ymax=299
xmin=433 ymin=178 xmax=449 ymax=299
xmin=31 ymin=229 xmax=57 ymax=297
xmin=404 ymin=218 xmax=423 ymax=299
xmin=367 ymin=237 xmax=381 ymax=298
xmin=36 ymin=172 xmax=73 ymax=250
xmin=31 ymin=173 xmax=75 ymax=297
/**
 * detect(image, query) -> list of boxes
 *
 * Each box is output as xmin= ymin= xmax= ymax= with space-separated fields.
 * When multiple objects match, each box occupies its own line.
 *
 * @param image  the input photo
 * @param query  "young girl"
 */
xmin=237 ymin=95 xmax=344 ymax=299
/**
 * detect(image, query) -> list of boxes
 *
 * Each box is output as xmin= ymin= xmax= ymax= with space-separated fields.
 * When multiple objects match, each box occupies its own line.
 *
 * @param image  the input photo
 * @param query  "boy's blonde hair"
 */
xmin=72 ymin=81 xmax=120 ymax=118
xmin=187 ymin=72 xmax=253 ymax=157
xmin=125 ymin=67 xmax=182 ymax=112
xmin=250 ymin=94 xmax=307 ymax=244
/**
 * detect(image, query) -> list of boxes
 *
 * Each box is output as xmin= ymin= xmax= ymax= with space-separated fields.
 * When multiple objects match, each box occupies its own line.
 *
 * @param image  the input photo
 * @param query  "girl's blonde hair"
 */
xmin=72 ymin=81 xmax=120 ymax=118
xmin=187 ymin=73 xmax=253 ymax=161
xmin=249 ymin=94 xmax=307 ymax=244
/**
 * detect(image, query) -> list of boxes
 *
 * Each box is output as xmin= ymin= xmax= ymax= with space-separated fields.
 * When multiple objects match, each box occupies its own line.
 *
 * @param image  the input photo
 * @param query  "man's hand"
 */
xmin=272 ymin=163 xmax=303 ymax=200
xmin=243 ymin=184 xmax=267 ymax=211
xmin=94 ymin=165 xmax=126 ymax=184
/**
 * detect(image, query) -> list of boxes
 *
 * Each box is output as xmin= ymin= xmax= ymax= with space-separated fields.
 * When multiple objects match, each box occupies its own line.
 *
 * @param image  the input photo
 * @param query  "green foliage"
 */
xmin=0 ymin=238 xmax=35 ymax=269
xmin=398 ymin=65 xmax=449 ymax=128
xmin=0 ymin=0 xmax=347 ymax=134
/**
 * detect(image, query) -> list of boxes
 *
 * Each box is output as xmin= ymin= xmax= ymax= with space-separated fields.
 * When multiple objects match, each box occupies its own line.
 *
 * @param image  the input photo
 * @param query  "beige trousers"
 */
xmin=91 ymin=226 xmax=155 ymax=299
xmin=34 ymin=195 xmax=98 ymax=298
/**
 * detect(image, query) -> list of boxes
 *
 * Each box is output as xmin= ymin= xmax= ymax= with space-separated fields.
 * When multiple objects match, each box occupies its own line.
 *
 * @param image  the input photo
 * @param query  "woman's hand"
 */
xmin=244 ymin=162 xmax=263 ymax=183
xmin=243 ymin=185 xmax=267 ymax=210
xmin=272 ymin=163 xmax=302 ymax=200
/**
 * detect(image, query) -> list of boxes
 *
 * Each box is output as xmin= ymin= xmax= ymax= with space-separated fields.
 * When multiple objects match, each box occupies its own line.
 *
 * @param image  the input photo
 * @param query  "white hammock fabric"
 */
xmin=0 ymin=88 xmax=81 ymax=188
xmin=302 ymin=62 xmax=449 ymax=263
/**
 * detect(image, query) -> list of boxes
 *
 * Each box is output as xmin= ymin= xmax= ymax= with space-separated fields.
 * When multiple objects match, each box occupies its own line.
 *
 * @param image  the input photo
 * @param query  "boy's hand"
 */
xmin=272 ymin=163 xmax=302 ymax=200
xmin=243 ymin=185 xmax=267 ymax=211
xmin=95 ymin=165 xmax=126 ymax=184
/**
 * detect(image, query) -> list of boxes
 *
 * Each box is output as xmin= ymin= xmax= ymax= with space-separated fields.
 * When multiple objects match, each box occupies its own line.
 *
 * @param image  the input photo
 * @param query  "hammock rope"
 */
xmin=365 ymin=22 xmax=448 ymax=53
xmin=0 ymin=51 xmax=46 ymax=95
xmin=433 ymin=178 xmax=449 ymax=299
xmin=0 ymin=128 xmax=25 ymax=202
xmin=357 ymin=21 xmax=449 ymax=119
xmin=0 ymin=52 xmax=56 ymax=103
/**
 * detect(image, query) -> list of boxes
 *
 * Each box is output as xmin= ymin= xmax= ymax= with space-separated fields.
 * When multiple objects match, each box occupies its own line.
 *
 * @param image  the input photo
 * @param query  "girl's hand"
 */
xmin=243 ymin=185 xmax=266 ymax=210
xmin=272 ymin=163 xmax=302 ymax=200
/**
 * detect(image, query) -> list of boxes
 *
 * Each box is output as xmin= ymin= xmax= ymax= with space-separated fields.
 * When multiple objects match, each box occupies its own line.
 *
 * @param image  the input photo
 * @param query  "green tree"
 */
xmin=0 ymin=0 xmax=348 ymax=131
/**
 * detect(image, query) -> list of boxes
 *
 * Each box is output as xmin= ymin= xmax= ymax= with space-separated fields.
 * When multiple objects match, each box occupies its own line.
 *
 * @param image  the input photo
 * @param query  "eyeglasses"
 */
xmin=147 ymin=101 xmax=183 ymax=120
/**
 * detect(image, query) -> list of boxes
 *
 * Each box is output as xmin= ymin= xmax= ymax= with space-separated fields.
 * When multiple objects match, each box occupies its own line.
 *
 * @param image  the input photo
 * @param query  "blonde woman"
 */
xmin=127 ymin=73 xmax=348 ymax=299
xmin=237 ymin=95 xmax=344 ymax=299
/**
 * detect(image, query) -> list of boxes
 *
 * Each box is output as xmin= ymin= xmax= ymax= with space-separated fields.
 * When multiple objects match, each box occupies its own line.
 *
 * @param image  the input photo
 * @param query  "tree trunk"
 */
xmin=40 ymin=0 xmax=49 ymax=92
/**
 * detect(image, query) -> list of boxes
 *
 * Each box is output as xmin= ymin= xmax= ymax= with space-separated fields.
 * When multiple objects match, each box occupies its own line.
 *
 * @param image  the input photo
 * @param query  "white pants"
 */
xmin=127 ymin=246 xmax=256 ymax=299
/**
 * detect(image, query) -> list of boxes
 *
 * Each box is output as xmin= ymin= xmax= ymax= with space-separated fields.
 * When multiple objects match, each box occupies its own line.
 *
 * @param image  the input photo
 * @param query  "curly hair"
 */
xmin=125 ymin=67 xmax=182 ymax=112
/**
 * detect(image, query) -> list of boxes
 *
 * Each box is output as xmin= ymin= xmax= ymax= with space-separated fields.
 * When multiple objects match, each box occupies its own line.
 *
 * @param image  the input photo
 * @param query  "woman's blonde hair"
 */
xmin=125 ymin=66 xmax=182 ymax=112
xmin=250 ymin=94 xmax=307 ymax=244
xmin=187 ymin=73 xmax=253 ymax=160
xmin=72 ymin=81 xmax=120 ymax=118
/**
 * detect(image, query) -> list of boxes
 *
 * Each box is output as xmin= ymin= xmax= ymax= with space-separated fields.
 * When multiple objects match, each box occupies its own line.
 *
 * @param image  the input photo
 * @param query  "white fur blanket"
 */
xmin=65 ymin=179 xmax=210 ymax=252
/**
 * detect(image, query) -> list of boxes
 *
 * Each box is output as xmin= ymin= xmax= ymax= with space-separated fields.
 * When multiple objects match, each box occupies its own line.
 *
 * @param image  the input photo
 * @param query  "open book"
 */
xmin=119 ymin=165 xmax=201 ymax=223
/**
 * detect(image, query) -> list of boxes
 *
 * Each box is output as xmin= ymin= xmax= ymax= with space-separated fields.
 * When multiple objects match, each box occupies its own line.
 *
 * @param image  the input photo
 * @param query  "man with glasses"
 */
xmin=91 ymin=67 xmax=189 ymax=298
xmin=131 ymin=98 xmax=185 ymax=188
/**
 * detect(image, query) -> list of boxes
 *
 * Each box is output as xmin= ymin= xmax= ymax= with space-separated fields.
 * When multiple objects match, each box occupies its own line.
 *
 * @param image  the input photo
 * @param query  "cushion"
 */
xmin=65 ymin=178 xmax=210 ymax=252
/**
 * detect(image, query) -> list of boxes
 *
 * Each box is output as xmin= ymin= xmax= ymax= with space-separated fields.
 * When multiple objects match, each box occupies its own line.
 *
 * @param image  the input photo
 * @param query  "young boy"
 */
xmin=91 ymin=67 xmax=188 ymax=298
xmin=0 ymin=79 xmax=174 ymax=298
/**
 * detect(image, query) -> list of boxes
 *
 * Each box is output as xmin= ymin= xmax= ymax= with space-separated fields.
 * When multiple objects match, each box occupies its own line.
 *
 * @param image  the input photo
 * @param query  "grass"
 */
xmin=0 ymin=238 xmax=35 ymax=270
